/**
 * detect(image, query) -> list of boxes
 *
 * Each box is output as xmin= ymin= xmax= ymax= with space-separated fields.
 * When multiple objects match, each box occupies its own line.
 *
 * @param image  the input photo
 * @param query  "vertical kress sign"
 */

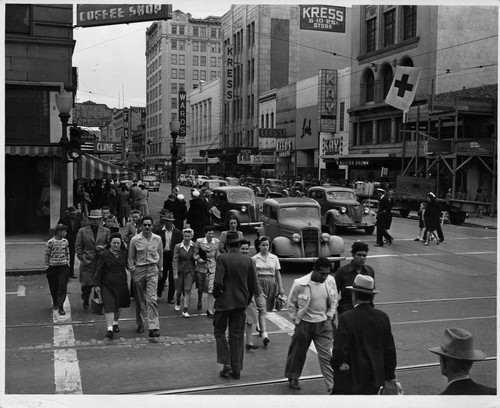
xmin=178 ymin=91 xmax=186 ymax=137
xmin=225 ymin=44 xmax=234 ymax=101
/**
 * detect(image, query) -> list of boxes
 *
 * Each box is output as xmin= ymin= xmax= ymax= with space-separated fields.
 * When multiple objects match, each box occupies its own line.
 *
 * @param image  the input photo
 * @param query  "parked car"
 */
xmin=306 ymin=186 xmax=377 ymax=235
xmin=257 ymin=197 xmax=345 ymax=271
xmin=185 ymin=175 xmax=196 ymax=187
xmin=225 ymin=177 xmax=241 ymax=186
xmin=192 ymin=175 xmax=209 ymax=188
xmin=141 ymin=174 xmax=160 ymax=191
xmin=211 ymin=186 xmax=261 ymax=229
xmin=200 ymin=180 xmax=228 ymax=190
xmin=240 ymin=177 xmax=263 ymax=194
xmin=289 ymin=180 xmax=316 ymax=197
xmin=209 ymin=175 xmax=224 ymax=180
xmin=262 ymin=178 xmax=286 ymax=197
xmin=119 ymin=179 xmax=134 ymax=189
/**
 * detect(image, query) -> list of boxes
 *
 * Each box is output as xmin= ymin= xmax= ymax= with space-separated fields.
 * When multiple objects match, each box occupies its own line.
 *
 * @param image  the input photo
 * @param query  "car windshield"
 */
xmin=227 ymin=190 xmax=255 ymax=202
xmin=327 ymin=191 xmax=355 ymax=200
xmin=143 ymin=176 xmax=158 ymax=181
xmin=270 ymin=180 xmax=284 ymax=186
xmin=279 ymin=206 xmax=319 ymax=219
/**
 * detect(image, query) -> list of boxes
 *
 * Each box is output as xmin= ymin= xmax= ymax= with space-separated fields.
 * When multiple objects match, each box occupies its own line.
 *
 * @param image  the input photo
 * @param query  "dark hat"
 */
xmin=158 ymin=209 xmax=175 ymax=221
xmin=88 ymin=209 xmax=103 ymax=219
xmin=55 ymin=223 xmax=68 ymax=233
xmin=168 ymin=193 xmax=177 ymax=200
xmin=429 ymin=328 xmax=487 ymax=361
xmin=204 ymin=189 xmax=213 ymax=196
xmin=225 ymin=231 xmax=241 ymax=244
xmin=346 ymin=275 xmax=379 ymax=294
xmin=67 ymin=206 xmax=78 ymax=214
xmin=427 ymin=192 xmax=436 ymax=198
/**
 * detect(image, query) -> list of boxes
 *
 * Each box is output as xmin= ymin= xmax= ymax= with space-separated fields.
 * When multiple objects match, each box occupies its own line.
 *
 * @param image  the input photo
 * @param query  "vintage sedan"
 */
xmin=306 ymin=186 xmax=377 ymax=235
xmin=142 ymin=174 xmax=160 ymax=191
xmin=211 ymin=186 xmax=261 ymax=228
xmin=200 ymin=179 xmax=228 ymax=190
xmin=262 ymin=178 xmax=286 ymax=197
xmin=257 ymin=197 xmax=345 ymax=270
xmin=289 ymin=180 xmax=316 ymax=197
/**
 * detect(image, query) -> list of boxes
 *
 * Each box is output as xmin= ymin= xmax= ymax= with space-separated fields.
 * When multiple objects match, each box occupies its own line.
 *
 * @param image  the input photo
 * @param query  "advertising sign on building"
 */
xmin=299 ymin=5 xmax=346 ymax=33
xmin=123 ymin=109 xmax=129 ymax=139
xmin=318 ymin=69 xmax=337 ymax=133
xmin=225 ymin=45 xmax=234 ymax=101
xmin=178 ymin=91 xmax=187 ymax=137
xmin=74 ymin=103 xmax=113 ymax=127
xmin=93 ymin=141 xmax=123 ymax=154
xmin=76 ymin=4 xmax=172 ymax=28
xmin=320 ymin=133 xmax=344 ymax=158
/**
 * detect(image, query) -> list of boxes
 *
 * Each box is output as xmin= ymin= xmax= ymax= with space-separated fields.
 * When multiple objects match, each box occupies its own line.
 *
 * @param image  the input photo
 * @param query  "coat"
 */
xmin=187 ymin=197 xmax=210 ymax=238
xmin=93 ymin=249 xmax=130 ymax=310
xmin=58 ymin=215 xmax=82 ymax=244
xmin=441 ymin=378 xmax=496 ymax=395
xmin=331 ymin=303 xmax=397 ymax=394
xmin=172 ymin=242 xmax=196 ymax=279
xmin=424 ymin=198 xmax=442 ymax=231
xmin=75 ymin=225 xmax=110 ymax=286
xmin=213 ymin=249 xmax=257 ymax=312
xmin=376 ymin=194 xmax=393 ymax=229
xmin=193 ymin=237 xmax=220 ymax=274
xmin=164 ymin=198 xmax=188 ymax=231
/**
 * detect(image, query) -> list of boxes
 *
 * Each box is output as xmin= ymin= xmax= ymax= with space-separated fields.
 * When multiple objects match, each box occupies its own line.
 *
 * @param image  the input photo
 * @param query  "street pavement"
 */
xmin=3 ymin=182 xmax=498 ymax=396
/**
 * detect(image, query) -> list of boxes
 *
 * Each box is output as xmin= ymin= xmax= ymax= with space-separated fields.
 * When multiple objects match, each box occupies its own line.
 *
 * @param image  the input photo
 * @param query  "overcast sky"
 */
xmin=72 ymin=0 xmax=328 ymax=109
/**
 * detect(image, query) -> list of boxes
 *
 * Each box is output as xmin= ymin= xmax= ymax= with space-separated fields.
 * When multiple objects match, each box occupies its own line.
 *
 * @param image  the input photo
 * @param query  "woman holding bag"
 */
xmin=93 ymin=232 xmax=131 ymax=340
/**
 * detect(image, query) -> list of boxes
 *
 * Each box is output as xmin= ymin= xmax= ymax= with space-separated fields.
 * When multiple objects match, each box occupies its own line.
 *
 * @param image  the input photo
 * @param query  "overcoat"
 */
xmin=75 ymin=225 xmax=110 ymax=286
xmin=93 ymin=248 xmax=130 ymax=310
xmin=376 ymin=194 xmax=393 ymax=230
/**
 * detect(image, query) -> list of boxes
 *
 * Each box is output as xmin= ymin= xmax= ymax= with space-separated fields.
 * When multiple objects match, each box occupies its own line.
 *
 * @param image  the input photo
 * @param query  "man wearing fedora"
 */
xmin=331 ymin=274 xmax=397 ymax=394
xmin=58 ymin=205 xmax=82 ymax=279
xmin=375 ymin=190 xmax=394 ymax=247
xmin=429 ymin=328 xmax=496 ymax=395
xmin=154 ymin=210 xmax=182 ymax=302
xmin=75 ymin=209 xmax=111 ymax=309
xmin=213 ymin=231 xmax=257 ymax=380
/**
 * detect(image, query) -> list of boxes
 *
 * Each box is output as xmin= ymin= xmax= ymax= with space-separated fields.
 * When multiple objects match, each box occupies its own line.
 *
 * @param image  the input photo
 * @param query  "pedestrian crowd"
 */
xmin=44 ymin=185 xmax=493 ymax=395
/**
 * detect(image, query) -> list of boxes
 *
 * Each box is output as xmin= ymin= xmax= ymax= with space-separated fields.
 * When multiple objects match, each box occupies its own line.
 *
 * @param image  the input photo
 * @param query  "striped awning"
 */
xmin=5 ymin=145 xmax=62 ymax=157
xmin=76 ymin=154 xmax=137 ymax=180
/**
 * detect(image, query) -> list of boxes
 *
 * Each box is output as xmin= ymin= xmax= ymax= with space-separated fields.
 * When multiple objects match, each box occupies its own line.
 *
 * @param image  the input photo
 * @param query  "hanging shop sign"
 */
xmin=299 ymin=5 xmax=346 ymax=33
xmin=76 ymin=4 xmax=172 ymax=28
xmin=225 ymin=45 xmax=234 ymax=101
xmin=178 ymin=91 xmax=187 ymax=137
xmin=318 ymin=69 xmax=337 ymax=133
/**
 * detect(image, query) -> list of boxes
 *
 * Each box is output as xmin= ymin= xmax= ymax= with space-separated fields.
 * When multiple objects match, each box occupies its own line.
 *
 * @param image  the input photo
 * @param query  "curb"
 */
xmin=6 ymin=269 xmax=47 ymax=277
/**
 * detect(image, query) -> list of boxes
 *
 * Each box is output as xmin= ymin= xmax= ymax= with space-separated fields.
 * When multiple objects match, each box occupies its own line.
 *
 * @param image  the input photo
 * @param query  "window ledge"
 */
xmin=358 ymin=37 xmax=420 ymax=64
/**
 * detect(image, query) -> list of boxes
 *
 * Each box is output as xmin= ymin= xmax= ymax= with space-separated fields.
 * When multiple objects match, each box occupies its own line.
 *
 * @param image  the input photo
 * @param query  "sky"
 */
xmin=72 ymin=0 xmax=326 ymax=109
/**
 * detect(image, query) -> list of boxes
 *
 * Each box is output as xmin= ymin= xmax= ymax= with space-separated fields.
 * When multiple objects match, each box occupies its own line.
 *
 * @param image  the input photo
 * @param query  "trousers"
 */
xmin=46 ymin=265 xmax=70 ymax=308
xmin=285 ymin=319 xmax=334 ymax=391
xmin=213 ymin=308 xmax=246 ymax=373
xmin=132 ymin=265 xmax=160 ymax=330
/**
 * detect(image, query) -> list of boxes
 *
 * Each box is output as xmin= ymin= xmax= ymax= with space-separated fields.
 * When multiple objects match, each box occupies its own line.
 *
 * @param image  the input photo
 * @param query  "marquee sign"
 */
xmin=76 ymin=4 xmax=172 ymax=28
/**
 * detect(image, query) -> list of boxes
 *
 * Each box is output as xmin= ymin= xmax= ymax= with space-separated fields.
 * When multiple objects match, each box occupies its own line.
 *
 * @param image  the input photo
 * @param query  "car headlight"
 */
xmin=241 ymin=205 xmax=247 ymax=212
xmin=364 ymin=206 xmax=370 ymax=214
xmin=292 ymin=233 xmax=301 ymax=243
xmin=321 ymin=233 xmax=330 ymax=242
xmin=340 ymin=206 xmax=347 ymax=213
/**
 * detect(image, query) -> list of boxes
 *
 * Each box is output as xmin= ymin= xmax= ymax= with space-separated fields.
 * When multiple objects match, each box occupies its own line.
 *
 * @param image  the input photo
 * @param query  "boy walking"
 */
xmin=45 ymin=224 xmax=71 ymax=315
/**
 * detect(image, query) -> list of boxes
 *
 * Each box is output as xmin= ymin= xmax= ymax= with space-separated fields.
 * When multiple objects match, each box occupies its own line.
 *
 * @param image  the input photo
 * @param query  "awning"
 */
xmin=75 ymin=154 xmax=137 ymax=180
xmin=5 ymin=145 xmax=61 ymax=157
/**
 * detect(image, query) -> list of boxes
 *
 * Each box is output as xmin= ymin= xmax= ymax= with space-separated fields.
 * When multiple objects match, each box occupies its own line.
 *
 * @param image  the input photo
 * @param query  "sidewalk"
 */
xmin=4 ymin=215 xmax=497 ymax=276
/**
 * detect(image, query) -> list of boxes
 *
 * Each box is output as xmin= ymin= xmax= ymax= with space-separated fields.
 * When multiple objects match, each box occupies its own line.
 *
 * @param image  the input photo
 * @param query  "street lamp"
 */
xmin=169 ymin=120 xmax=180 ymax=190
xmin=55 ymin=89 xmax=73 ymax=218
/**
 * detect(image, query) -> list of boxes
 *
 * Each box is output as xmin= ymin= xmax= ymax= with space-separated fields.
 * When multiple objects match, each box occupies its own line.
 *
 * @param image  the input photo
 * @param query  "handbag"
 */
xmin=91 ymin=289 xmax=104 ymax=315
xmin=378 ymin=379 xmax=404 ymax=395
xmin=275 ymin=294 xmax=287 ymax=311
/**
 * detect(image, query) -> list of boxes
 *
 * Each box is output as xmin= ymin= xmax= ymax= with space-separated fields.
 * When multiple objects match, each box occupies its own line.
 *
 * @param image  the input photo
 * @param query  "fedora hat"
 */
xmin=346 ymin=274 xmax=379 ymax=294
xmin=88 ymin=209 xmax=103 ymax=219
xmin=225 ymin=231 xmax=241 ymax=244
xmin=159 ymin=210 xmax=175 ymax=221
xmin=192 ymin=190 xmax=200 ymax=197
xmin=204 ymin=189 xmax=213 ymax=196
xmin=429 ymin=328 xmax=486 ymax=361
xmin=67 ymin=206 xmax=78 ymax=214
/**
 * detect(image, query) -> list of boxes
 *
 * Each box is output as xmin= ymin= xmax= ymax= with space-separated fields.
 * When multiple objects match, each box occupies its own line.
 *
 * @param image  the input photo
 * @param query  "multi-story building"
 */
xmin=145 ymin=10 xmax=222 ymax=170
xmin=347 ymin=5 xmax=497 ymax=205
xmin=214 ymin=4 xmax=352 ymax=176
xmin=186 ymin=78 xmax=221 ymax=175
xmin=5 ymin=4 xmax=76 ymax=234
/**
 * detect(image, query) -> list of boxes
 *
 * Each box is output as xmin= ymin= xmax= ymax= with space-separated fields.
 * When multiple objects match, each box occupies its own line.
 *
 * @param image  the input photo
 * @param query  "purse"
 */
xmin=91 ymin=289 xmax=104 ymax=315
xmin=378 ymin=379 xmax=404 ymax=395
xmin=275 ymin=294 xmax=287 ymax=311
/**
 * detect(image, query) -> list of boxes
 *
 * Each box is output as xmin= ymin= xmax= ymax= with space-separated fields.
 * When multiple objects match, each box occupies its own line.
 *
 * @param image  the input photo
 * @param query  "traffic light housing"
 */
xmin=67 ymin=126 xmax=82 ymax=161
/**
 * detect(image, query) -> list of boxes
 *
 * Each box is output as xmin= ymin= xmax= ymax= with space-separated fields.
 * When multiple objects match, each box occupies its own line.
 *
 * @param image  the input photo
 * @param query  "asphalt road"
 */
xmin=4 ymin=182 xmax=497 ymax=397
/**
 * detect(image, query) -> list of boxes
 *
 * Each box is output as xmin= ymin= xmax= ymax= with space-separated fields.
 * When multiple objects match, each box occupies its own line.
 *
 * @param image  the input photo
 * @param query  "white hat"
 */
xmin=178 ymin=194 xmax=185 ymax=200
xmin=192 ymin=190 xmax=200 ymax=197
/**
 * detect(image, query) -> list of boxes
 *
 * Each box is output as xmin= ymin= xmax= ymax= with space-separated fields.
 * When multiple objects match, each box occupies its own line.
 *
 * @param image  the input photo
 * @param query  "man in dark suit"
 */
xmin=163 ymin=193 xmax=187 ymax=231
xmin=213 ymin=231 xmax=257 ymax=380
xmin=331 ymin=275 xmax=397 ymax=394
xmin=429 ymin=328 xmax=496 ymax=395
xmin=58 ymin=205 xmax=82 ymax=278
xmin=375 ymin=190 xmax=394 ymax=247
xmin=154 ymin=210 xmax=182 ymax=302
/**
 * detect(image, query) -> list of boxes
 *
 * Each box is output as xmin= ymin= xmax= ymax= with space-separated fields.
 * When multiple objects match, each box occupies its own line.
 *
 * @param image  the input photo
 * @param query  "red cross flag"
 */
xmin=385 ymin=66 xmax=422 ymax=113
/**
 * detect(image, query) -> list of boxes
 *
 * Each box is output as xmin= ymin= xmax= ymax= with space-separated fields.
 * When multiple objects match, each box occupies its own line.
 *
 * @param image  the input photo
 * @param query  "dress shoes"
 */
xmin=82 ymin=301 xmax=89 ymax=310
xmin=387 ymin=237 xmax=393 ymax=246
xmin=136 ymin=324 xmax=144 ymax=333
xmin=219 ymin=365 xmax=233 ymax=378
xmin=182 ymin=311 xmax=190 ymax=318
xmin=230 ymin=371 xmax=241 ymax=380
xmin=197 ymin=301 xmax=203 ymax=310
xmin=263 ymin=337 xmax=270 ymax=347
xmin=288 ymin=378 xmax=301 ymax=390
xmin=206 ymin=310 xmax=214 ymax=318
xmin=246 ymin=344 xmax=259 ymax=351
xmin=149 ymin=329 xmax=160 ymax=338
xmin=105 ymin=330 xmax=113 ymax=340
xmin=374 ymin=244 xmax=383 ymax=247
xmin=53 ymin=304 xmax=58 ymax=310
xmin=58 ymin=307 xmax=66 ymax=316
xmin=70 ymin=275 xmax=77 ymax=279
xmin=174 ymin=303 xmax=181 ymax=311
xmin=112 ymin=324 xmax=120 ymax=333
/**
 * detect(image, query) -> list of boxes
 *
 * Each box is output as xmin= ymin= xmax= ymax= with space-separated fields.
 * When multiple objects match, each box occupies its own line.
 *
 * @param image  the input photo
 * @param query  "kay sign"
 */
xmin=299 ymin=5 xmax=345 ymax=33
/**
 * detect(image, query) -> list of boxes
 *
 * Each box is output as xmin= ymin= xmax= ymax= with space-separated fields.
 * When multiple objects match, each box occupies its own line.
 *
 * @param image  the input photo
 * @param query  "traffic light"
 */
xmin=67 ymin=126 xmax=83 ymax=161
xmin=199 ymin=150 xmax=206 ymax=158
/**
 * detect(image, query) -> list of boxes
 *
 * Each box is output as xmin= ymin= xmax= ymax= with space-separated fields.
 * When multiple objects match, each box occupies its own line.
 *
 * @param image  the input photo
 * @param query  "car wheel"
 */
xmin=364 ymin=226 xmax=375 ymax=235
xmin=265 ymin=188 xmax=271 ymax=198
xmin=328 ymin=218 xmax=339 ymax=235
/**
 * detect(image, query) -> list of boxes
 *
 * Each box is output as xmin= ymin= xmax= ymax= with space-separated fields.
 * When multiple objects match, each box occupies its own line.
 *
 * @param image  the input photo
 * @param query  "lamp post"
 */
xmin=169 ymin=120 xmax=180 ymax=190
xmin=55 ymin=89 xmax=73 ymax=218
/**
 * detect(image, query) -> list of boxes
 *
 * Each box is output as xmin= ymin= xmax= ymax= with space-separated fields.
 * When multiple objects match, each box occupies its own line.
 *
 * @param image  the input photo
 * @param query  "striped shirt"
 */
xmin=45 ymin=237 xmax=70 ymax=266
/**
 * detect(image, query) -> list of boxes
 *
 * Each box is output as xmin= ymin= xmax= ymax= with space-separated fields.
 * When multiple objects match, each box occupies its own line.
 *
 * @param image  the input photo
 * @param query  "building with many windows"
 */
xmin=346 ymin=5 xmax=497 ymax=206
xmin=214 ymin=4 xmax=352 ymax=176
xmin=145 ymin=10 xmax=222 ymax=170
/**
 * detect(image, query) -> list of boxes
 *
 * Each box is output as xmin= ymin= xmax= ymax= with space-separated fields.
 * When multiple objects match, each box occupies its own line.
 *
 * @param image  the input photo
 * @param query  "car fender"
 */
xmin=323 ymin=209 xmax=341 ymax=225
xmin=272 ymin=236 xmax=301 ymax=258
xmin=326 ymin=235 xmax=345 ymax=255
xmin=361 ymin=210 xmax=377 ymax=225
